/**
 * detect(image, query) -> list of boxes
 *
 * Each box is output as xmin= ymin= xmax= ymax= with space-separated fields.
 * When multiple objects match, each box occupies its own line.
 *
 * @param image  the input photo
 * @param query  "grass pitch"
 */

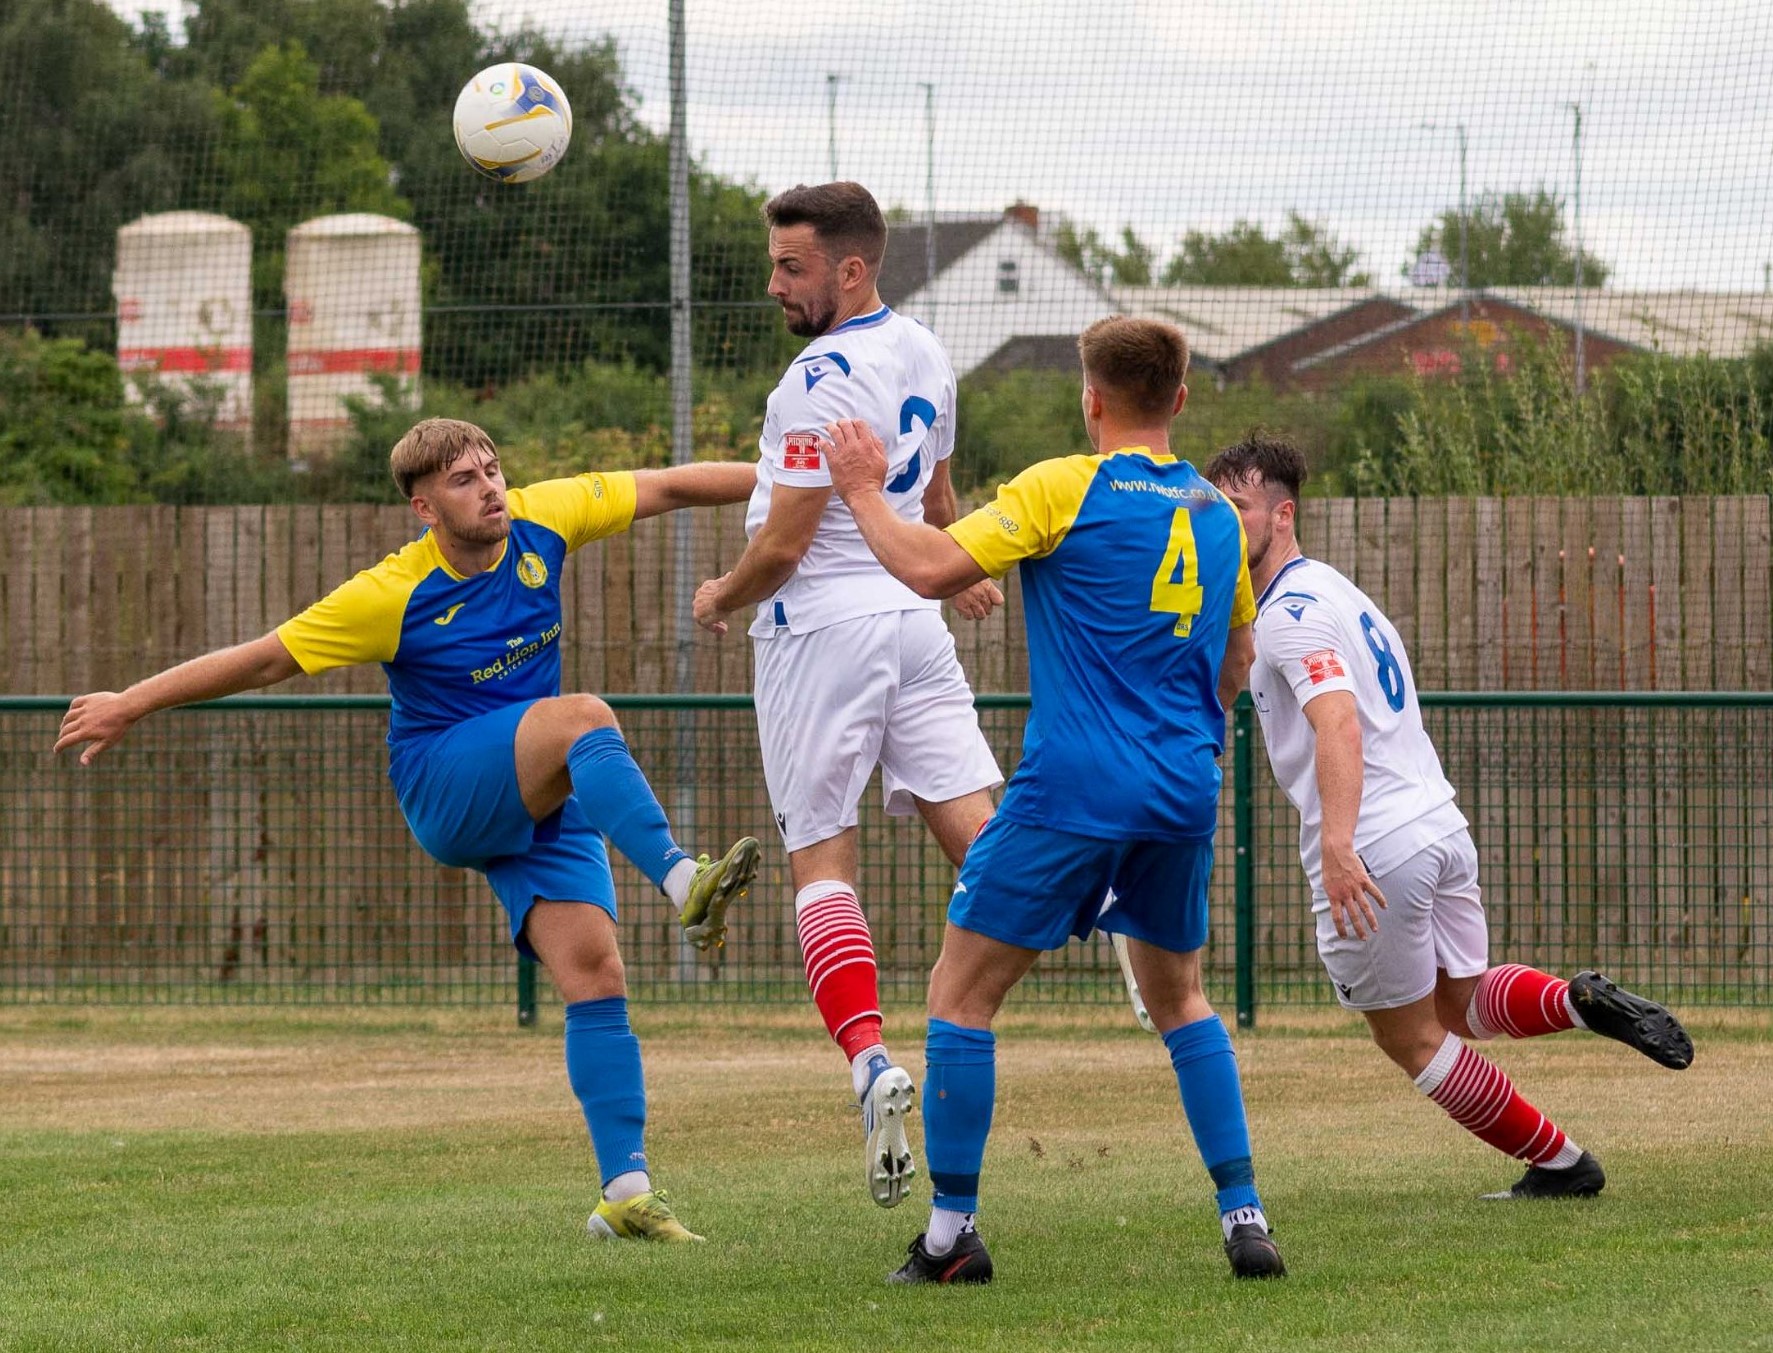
xmin=2 ymin=1002 xmax=1770 ymax=1352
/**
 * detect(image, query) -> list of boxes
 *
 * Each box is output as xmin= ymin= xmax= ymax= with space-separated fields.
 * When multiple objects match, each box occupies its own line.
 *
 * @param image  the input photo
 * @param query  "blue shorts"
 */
xmin=390 ymin=700 xmax=617 ymax=957
xmin=949 ymin=816 xmax=1214 ymax=955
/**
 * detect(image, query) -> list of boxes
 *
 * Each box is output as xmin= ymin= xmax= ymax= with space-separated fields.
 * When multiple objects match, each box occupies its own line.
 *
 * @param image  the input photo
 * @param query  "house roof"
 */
xmin=975 ymin=333 xmax=1084 ymax=373
xmin=1483 ymin=289 xmax=1773 ymax=358
xmin=1110 ymin=286 xmax=1387 ymax=363
xmin=1290 ymin=289 xmax=1773 ymax=375
xmin=1112 ymin=285 xmax=1773 ymax=370
xmin=878 ymin=215 xmax=1005 ymax=308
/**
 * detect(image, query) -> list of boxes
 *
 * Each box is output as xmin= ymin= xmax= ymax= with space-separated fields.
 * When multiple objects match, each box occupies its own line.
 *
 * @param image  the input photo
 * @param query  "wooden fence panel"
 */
xmin=5 ymin=496 xmax=1769 ymax=701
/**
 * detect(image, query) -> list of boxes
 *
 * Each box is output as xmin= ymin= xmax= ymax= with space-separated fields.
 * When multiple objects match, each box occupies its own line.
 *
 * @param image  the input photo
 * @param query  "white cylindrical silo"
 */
xmin=285 ymin=213 xmax=422 ymax=458
xmin=113 ymin=211 xmax=253 ymax=430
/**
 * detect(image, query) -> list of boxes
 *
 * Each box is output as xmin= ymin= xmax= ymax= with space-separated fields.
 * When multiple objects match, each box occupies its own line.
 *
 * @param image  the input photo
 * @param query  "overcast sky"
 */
xmin=114 ymin=0 xmax=1773 ymax=290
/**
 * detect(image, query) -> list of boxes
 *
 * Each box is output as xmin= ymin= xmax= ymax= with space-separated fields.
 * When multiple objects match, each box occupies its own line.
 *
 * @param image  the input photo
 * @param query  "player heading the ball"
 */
xmin=692 ymin=182 xmax=1004 ymax=1213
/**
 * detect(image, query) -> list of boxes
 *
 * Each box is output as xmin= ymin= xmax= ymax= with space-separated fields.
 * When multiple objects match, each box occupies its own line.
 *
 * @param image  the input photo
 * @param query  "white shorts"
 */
xmin=1314 ymin=828 xmax=1490 ymax=1011
xmin=752 ymin=610 xmax=1003 ymax=852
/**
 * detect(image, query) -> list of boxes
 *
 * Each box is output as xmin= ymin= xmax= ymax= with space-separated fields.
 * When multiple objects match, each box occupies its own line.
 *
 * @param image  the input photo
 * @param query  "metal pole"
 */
xmin=516 ymin=954 xmax=538 ymax=1027
xmin=668 ymin=0 xmax=700 ymax=982
xmin=827 ymin=74 xmax=841 ymax=180
xmin=1233 ymin=693 xmax=1257 ymax=1029
xmin=1421 ymin=122 xmax=1470 ymax=317
xmin=1456 ymin=123 xmax=1469 ymax=324
xmin=1569 ymin=102 xmax=1586 ymax=394
xmin=919 ymin=81 xmax=936 ymax=323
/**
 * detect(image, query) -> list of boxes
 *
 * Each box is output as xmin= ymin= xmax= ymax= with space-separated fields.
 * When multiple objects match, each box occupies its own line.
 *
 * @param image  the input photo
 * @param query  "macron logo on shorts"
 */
xmin=783 ymin=431 xmax=822 ymax=471
xmin=1302 ymin=649 xmax=1346 ymax=685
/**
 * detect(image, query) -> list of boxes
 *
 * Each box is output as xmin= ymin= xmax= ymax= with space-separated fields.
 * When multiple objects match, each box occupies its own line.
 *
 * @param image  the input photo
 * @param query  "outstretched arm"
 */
xmin=824 ymin=420 xmax=987 ymax=599
xmin=54 ymin=632 xmax=302 ymax=765
xmin=630 ymin=461 xmax=757 ymax=520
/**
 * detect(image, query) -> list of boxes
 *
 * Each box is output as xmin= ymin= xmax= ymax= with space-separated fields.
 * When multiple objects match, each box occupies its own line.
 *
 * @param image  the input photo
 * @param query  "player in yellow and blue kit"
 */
xmin=824 ymin=318 xmax=1286 ymax=1285
xmin=55 ymin=417 xmax=761 ymax=1244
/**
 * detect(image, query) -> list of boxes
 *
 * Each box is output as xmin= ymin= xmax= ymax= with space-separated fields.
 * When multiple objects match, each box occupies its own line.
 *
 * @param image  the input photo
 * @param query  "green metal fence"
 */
xmin=5 ymin=693 xmax=1769 ymax=1020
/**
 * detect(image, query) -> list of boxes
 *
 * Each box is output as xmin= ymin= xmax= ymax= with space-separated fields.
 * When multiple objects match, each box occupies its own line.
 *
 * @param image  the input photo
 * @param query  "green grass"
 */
xmin=2 ymin=1005 xmax=1770 ymax=1351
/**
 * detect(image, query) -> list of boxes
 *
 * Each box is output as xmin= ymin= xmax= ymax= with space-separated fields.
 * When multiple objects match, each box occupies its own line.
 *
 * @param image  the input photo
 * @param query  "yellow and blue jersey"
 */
xmin=277 ymin=472 xmax=637 ymax=748
xmin=948 ymin=448 xmax=1254 ymax=840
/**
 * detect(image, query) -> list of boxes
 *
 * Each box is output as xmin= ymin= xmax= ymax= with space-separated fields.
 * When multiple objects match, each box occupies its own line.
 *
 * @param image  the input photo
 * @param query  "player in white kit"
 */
xmin=1203 ymin=434 xmax=1692 ymax=1200
xmin=693 ymin=182 xmax=1002 ymax=1209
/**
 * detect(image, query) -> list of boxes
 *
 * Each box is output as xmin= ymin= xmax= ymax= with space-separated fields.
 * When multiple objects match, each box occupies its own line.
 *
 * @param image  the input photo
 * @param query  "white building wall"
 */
xmin=901 ymin=222 xmax=1113 ymax=377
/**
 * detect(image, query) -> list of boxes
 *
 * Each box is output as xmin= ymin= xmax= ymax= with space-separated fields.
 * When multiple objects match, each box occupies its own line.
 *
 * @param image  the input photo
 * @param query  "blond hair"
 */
xmin=389 ymin=418 xmax=498 ymax=498
xmin=1077 ymin=316 xmax=1190 ymax=421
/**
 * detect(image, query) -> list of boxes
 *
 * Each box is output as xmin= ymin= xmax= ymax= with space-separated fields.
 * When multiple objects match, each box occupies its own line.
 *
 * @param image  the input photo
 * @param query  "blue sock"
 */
xmin=566 ymin=727 xmax=688 ymax=890
xmin=564 ymin=996 xmax=648 ymax=1189
xmin=924 ymin=1018 xmax=996 ymax=1214
xmin=1164 ymin=1015 xmax=1261 ymax=1215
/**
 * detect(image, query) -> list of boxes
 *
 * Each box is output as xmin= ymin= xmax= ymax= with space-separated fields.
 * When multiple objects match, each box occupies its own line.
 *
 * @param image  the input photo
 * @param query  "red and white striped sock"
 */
xmin=795 ymin=880 xmax=884 ymax=1062
xmin=1415 ymin=1032 xmax=1584 ymax=1167
xmin=1466 ymin=964 xmax=1583 ymax=1040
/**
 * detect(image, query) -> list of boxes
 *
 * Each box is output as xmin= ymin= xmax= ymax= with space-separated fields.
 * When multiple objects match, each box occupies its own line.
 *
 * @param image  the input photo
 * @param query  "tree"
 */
xmin=177 ymin=1 xmax=784 ymax=385
xmin=1163 ymin=213 xmax=1369 ymax=287
xmin=0 ymin=0 xmax=220 ymax=325
xmin=1407 ymin=187 xmax=1609 ymax=288
xmin=1055 ymin=222 xmax=1155 ymax=285
xmin=212 ymin=41 xmax=410 ymax=307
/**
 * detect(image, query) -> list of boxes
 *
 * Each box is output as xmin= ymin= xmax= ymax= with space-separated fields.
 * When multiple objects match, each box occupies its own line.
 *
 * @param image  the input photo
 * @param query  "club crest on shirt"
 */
xmin=517 ymin=552 xmax=549 ymax=588
xmin=783 ymin=431 xmax=823 ymax=472
xmin=1302 ymin=649 xmax=1346 ymax=684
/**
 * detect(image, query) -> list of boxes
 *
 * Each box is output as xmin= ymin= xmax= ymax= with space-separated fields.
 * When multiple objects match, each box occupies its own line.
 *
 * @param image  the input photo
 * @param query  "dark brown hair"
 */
xmin=1076 ymin=316 xmax=1190 ymax=421
xmin=763 ymin=181 xmax=888 ymax=271
xmin=1202 ymin=433 xmax=1309 ymax=505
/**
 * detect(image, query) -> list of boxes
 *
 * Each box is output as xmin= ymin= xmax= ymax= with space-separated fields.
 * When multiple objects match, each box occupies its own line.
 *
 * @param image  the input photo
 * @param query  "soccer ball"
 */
xmin=452 ymin=63 xmax=573 ymax=184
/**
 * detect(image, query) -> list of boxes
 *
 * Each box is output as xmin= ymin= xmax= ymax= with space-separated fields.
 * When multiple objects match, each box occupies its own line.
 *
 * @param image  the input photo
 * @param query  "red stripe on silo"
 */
xmin=286 ymin=349 xmax=421 ymax=376
xmin=118 ymin=347 xmax=252 ymax=373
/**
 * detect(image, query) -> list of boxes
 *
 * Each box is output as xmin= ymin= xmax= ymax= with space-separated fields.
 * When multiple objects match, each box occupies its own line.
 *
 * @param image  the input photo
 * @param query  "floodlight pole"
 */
xmin=827 ymin=74 xmax=844 ymax=180
xmin=1568 ymin=101 xmax=1587 ymax=394
xmin=1422 ymin=122 xmax=1469 ymax=323
xmin=1455 ymin=123 xmax=1469 ymax=324
xmin=919 ymin=81 xmax=937 ymax=320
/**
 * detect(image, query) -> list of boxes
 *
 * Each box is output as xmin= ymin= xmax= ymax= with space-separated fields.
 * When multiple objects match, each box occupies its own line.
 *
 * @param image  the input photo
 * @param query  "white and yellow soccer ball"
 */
xmin=452 ymin=63 xmax=573 ymax=184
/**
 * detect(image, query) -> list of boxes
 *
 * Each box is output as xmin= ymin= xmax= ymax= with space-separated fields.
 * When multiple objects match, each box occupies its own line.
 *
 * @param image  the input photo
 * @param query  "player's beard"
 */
xmin=1241 ymin=524 xmax=1269 ymax=574
xmin=442 ymin=500 xmax=511 ymax=546
xmin=1244 ymin=519 xmax=1273 ymax=573
xmin=781 ymin=287 xmax=839 ymax=337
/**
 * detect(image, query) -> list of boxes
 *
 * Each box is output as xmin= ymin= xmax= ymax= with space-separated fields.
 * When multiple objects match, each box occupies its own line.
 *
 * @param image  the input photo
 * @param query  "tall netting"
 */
xmin=2 ymin=1 xmax=1772 ymax=501
xmin=5 ymin=3 xmax=1773 ymax=1010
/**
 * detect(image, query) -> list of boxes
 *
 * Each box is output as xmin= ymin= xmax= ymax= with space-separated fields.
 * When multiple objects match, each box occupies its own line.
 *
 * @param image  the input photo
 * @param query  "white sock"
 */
xmin=1221 ymin=1205 xmax=1268 ymax=1241
xmin=662 ymin=857 xmax=697 ymax=908
xmin=1464 ymin=989 xmax=1500 ymax=1041
xmin=850 ymin=1043 xmax=889 ymax=1099
xmin=925 ymin=1207 xmax=975 ymax=1255
xmin=1542 ymin=1140 xmax=1586 ymax=1170
xmin=1563 ymin=989 xmax=1588 ymax=1030
xmin=603 ymin=1170 xmax=651 ymax=1203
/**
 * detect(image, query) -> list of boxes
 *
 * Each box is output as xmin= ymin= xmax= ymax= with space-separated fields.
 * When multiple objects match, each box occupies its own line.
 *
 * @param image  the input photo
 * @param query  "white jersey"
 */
xmin=745 ymin=304 xmax=952 ymax=638
xmin=1248 ymin=556 xmax=1466 ymax=896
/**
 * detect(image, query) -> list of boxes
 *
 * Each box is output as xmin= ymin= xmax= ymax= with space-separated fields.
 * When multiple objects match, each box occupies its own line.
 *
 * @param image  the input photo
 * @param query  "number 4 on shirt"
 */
xmin=1149 ymin=507 xmax=1204 ymax=637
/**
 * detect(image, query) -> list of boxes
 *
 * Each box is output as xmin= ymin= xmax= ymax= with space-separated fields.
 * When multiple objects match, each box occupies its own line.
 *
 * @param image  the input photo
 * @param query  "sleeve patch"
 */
xmin=1302 ymin=649 xmax=1346 ymax=684
xmin=782 ymin=431 xmax=823 ymax=472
